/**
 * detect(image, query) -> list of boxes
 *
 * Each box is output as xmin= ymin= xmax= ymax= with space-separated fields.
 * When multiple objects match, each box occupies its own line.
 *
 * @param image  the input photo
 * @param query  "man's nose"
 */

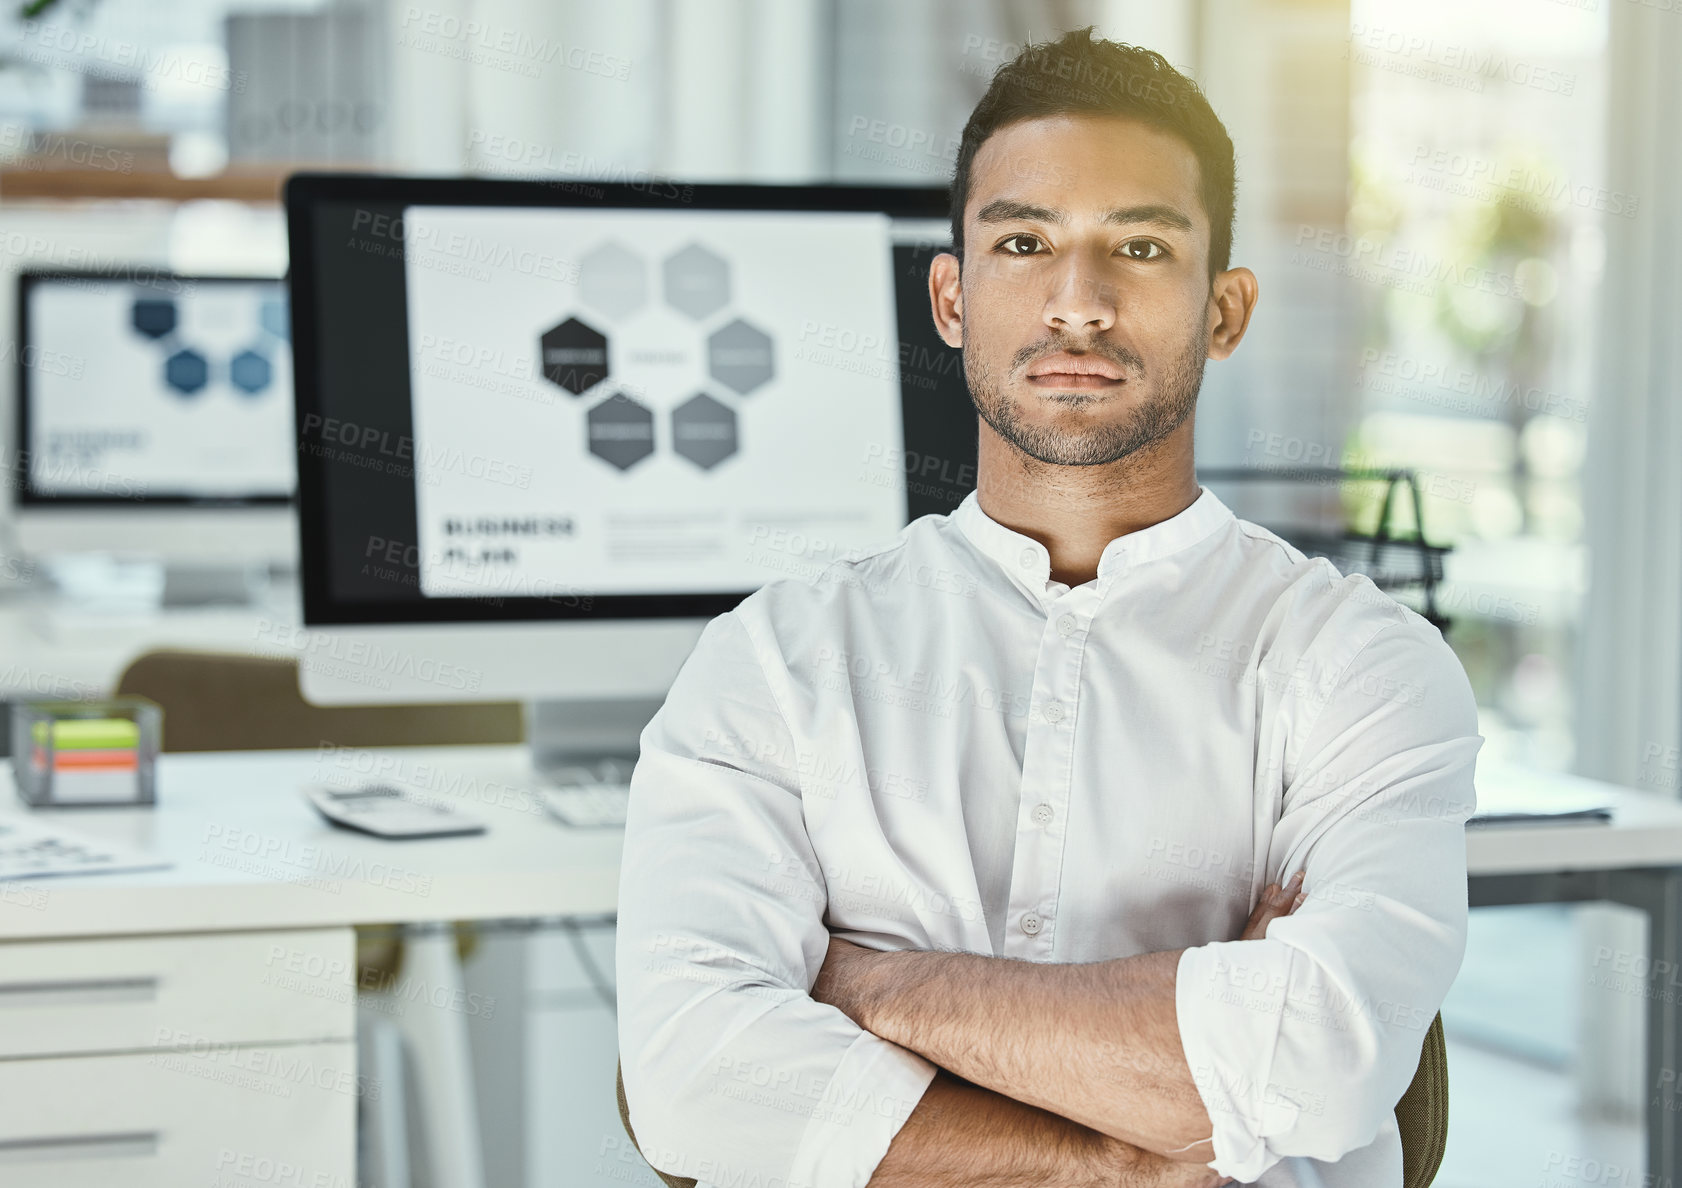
xmin=1043 ymin=257 xmax=1118 ymax=332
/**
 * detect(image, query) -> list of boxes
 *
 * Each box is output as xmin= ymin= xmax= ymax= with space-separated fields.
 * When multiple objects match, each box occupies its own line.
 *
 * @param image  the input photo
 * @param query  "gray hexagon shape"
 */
xmin=708 ymin=318 xmax=774 ymax=395
xmin=260 ymin=296 xmax=289 ymax=341
xmin=662 ymin=243 xmax=730 ymax=320
xmin=164 ymin=348 xmax=208 ymax=396
xmin=229 ymin=348 xmax=273 ymax=394
xmin=672 ymin=392 xmax=738 ymax=471
xmin=539 ymin=316 xmax=609 ymax=396
xmin=586 ymin=391 xmax=655 ymax=471
xmin=133 ymin=298 xmax=177 ymax=339
xmin=580 ymin=241 xmax=647 ymax=320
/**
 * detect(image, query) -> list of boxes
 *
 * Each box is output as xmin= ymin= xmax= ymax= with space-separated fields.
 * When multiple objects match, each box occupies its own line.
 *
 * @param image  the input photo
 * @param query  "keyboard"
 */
xmin=537 ymin=759 xmax=633 ymax=828
xmin=0 ymin=816 xmax=174 ymax=880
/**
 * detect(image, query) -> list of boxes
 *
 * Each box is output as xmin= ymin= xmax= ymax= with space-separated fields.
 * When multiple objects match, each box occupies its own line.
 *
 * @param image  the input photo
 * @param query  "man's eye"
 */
xmin=997 ymin=234 xmax=1045 ymax=255
xmin=1121 ymin=240 xmax=1164 ymax=261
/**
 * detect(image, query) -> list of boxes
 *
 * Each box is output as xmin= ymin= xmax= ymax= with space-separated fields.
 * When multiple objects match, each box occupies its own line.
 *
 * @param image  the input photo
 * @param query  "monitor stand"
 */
xmin=160 ymin=561 xmax=274 ymax=608
xmin=524 ymin=697 xmax=663 ymax=784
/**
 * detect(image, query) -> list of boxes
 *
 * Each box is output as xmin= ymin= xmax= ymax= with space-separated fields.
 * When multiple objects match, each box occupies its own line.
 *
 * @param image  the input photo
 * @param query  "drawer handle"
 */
xmin=0 ymin=977 xmax=159 ymax=1008
xmin=0 ymin=1131 xmax=159 ymax=1163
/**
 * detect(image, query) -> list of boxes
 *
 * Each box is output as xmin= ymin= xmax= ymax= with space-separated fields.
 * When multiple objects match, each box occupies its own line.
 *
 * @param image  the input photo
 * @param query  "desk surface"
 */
xmin=0 ymin=748 xmax=1675 ymax=942
xmin=0 ymin=745 xmax=619 ymax=941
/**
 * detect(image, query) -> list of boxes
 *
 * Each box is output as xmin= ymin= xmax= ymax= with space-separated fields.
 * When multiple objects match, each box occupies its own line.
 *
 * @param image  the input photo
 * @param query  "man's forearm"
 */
xmin=826 ymin=944 xmax=1213 ymax=1158
xmin=871 ymin=1069 xmax=1225 ymax=1188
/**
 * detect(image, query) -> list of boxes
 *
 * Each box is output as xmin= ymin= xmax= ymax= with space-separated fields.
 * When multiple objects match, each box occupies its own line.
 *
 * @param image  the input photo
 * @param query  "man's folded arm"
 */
xmin=615 ymin=610 xmax=939 ymax=1188
xmin=817 ymin=615 xmax=1481 ymax=1185
xmin=1174 ymin=616 xmax=1482 ymax=1182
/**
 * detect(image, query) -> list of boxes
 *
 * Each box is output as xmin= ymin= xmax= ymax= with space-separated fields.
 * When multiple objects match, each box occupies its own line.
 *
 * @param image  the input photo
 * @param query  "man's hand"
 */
xmin=1240 ymin=869 xmax=1305 ymax=941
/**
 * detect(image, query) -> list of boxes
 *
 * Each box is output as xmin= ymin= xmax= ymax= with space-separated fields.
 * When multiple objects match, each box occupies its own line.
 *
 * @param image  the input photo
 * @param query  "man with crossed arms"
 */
xmin=617 ymin=28 xmax=1480 ymax=1188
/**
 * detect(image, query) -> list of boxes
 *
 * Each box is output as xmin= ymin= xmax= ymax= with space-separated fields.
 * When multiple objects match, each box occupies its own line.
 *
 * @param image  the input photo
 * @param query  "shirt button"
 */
xmin=1031 ymin=803 xmax=1054 ymax=826
xmin=1020 ymin=912 xmax=1042 ymax=936
xmin=1056 ymin=614 xmax=1077 ymax=637
xmin=1042 ymin=702 xmax=1064 ymax=724
xmin=1018 ymin=547 xmax=1038 ymax=569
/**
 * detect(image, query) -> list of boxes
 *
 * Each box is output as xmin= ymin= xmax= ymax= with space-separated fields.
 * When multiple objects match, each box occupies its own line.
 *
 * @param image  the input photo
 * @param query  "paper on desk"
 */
xmin=1468 ymin=779 xmax=1614 ymax=827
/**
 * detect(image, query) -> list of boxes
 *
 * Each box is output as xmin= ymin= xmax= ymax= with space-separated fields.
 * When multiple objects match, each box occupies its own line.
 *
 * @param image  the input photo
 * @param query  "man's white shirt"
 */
xmin=616 ymin=486 xmax=1482 ymax=1188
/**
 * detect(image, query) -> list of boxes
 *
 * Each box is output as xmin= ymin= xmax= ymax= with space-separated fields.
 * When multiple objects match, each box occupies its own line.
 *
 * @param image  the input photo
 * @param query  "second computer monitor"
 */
xmin=13 ymin=270 xmax=296 ymax=565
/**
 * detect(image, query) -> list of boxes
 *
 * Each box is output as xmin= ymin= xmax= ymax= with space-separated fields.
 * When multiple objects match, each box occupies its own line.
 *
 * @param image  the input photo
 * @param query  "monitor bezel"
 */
xmin=14 ymin=268 xmax=294 ymax=509
xmin=284 ymin=172 xmax=953 ymax=628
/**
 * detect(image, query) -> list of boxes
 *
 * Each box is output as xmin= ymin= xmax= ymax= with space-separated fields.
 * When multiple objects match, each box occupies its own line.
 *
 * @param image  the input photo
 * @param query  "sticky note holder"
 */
xmin=10 ymin=697 xmax=162 ymax=807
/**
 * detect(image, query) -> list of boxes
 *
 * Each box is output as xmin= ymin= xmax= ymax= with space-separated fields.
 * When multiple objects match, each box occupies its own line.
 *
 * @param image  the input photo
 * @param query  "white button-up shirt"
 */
xmin=616 ymin=487 xmax=1482 ymax=1188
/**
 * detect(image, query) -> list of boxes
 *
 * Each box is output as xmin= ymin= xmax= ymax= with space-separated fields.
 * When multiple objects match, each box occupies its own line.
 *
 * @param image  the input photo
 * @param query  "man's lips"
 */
xmin=1024 ymin=352 xmax=1128 ymax=389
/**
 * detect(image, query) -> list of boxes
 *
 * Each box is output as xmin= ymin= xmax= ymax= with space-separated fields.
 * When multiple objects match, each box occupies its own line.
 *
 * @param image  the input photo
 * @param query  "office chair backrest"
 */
xmin=114 ymin=648 xmax=524 ymax=751
xmin=1396 ymin=1012 xmax=1450 ymax=1188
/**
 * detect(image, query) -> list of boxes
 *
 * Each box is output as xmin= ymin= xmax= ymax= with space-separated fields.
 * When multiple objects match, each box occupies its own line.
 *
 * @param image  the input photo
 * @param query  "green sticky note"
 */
xmin=31 ymin=718 xmax=140 ymax=750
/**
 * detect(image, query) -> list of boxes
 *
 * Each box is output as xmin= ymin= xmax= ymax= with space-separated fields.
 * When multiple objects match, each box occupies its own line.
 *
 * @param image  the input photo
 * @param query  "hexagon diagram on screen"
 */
xmin=164 ymin=348 xmax=209 ymax=396
xmin=580 ymin=242 xmax=648 ymax=321
xmin=132 ymin=298 xmax=177 ymax=340
xmin=587 ymin=392 xmax=655 ymax=471
xmin=260 ymin=297 xmax=289 ymax=342
xmin=708 ymin=318 xmax=774 ymax=395
xmin=540 ymin=317 xmax=609 ymax=396
xmin=229 ymin=349 xmax=273 ymax=395
xmin=662 ymin=244 xmax=730 ymax=320
xmin=672 ymin=393 xmax=738 ymax=470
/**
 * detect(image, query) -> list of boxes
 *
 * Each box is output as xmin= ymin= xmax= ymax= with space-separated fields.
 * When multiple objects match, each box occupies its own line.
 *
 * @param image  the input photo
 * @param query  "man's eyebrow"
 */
xmin=976 ymin=199 xmax=1064 ymax=225
xmin=1102 ymin=204 xmax=1195 ymax=232
xmin=974 ymin=199 xmax=1195 ymax=234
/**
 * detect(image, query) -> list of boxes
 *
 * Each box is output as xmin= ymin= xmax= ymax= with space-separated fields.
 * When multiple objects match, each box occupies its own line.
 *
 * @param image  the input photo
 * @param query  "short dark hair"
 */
xmin=949 ymin=28 xmax=1237 ymax=279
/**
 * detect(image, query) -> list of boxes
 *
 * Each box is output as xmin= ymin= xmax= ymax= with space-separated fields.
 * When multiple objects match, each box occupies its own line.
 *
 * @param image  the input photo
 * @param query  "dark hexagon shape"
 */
xmin=586 ymin=392 xmax=655 ymax=471
xmin=164 ymin=348 xmax=208 ymax=395
xmin=672 ymin=392 xmax=738 ymax=471
xmin=132 ymin=298 xmax=177 ymax=340
xmin=229 ymin=348 xmax=273 ymax=394
xmin=662 ymin=243 xmax=730 ymax=320
xmin=580 ymin=241 xmax=647 ymax=320
xmin=539 ymin=316 xmax=609 ymax=396
xmin=260 ymin=296 xmax=289 ymax=341
xmin=707 ymin=318 xmax=774 ymax=395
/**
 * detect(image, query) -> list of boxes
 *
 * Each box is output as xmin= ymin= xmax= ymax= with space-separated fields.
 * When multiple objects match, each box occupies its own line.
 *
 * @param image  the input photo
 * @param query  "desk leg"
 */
xmin=397 ymin=925 xmax=486 ymax=1188
xmin=1609 ymin=868 xmax=1682 ymax=1186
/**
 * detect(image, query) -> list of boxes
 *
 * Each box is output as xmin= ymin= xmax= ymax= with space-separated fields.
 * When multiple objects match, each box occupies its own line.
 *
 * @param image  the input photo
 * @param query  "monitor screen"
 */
xmin=16 ymin=272 xmax=295 ymax=505
xmin=286 ymin=176 xmax=978 ymax=626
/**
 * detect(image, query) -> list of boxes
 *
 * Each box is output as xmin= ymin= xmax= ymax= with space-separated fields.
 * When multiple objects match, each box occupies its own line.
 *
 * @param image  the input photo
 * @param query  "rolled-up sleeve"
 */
xmin=615 ymin=607 xmax=938 ymax=1188
xmin=1175 ymin=616 xmax=1483 ymax=1183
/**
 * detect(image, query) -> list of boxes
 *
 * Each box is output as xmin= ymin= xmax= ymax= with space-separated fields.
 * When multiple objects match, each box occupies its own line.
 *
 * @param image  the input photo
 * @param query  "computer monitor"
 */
xmin=284 ymin=175 xmax=976 ymax=737
xmin=12 ymin=270 xmax=298 ymax=567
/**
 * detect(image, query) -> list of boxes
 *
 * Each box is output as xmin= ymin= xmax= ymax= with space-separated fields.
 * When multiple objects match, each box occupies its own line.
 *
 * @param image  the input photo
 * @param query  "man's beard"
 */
xmin=964 ymin=324 xmax=1207 ymax=467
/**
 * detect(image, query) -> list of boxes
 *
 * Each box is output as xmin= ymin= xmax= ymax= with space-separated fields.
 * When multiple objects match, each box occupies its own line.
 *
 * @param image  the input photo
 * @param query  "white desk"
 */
xmin=0 ymin=745 xmax=617 ymax=940
xmin=0 ymin=744 xmax=611 ymax=1188
xmin=3 ymin=749 xmax=1681 ymax=1185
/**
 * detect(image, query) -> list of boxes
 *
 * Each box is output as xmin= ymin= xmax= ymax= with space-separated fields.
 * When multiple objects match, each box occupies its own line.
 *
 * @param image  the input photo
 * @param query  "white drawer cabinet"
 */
xmin=0 ymin=928 xmax=357 ymax=1187
xmin=0 ymin=929 xmax=354 ymax=1058
xmin=0 ymin=1041 xmax=356 ymax=1188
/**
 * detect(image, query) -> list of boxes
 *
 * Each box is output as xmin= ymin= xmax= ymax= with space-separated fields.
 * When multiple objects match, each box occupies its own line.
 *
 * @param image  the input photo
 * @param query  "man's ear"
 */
xmin=1206 ymin=266 xmax=1258 ymax=361
xmin=929 ymin=251 xmax=963 ymax=349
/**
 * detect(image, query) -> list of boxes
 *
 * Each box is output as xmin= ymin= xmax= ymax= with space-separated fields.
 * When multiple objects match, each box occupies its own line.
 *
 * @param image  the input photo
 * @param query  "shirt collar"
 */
xmin=950 ymin=486 xmax=1235 ymax=594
